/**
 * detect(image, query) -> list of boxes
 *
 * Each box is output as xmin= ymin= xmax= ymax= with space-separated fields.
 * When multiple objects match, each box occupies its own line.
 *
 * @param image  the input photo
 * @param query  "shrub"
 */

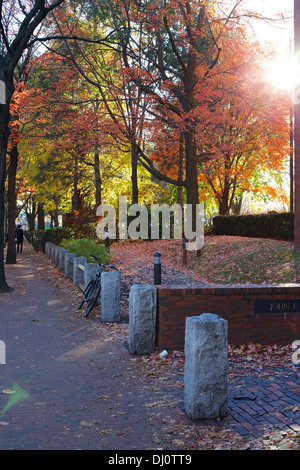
xmin=59 ymin=238 xmax=110 ymax=263
xmin=63 ymin=207 xmax=98 ymax=239
xmin=33 ymin=227 xmax=75 ymax=245
xmin=213 ymin=212 xmax=294 ymax=240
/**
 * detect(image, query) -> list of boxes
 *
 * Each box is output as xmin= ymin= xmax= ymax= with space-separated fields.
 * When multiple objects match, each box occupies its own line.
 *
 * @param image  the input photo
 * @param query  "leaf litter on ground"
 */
xmin=37 ymin=238 xmax=300 ymax=450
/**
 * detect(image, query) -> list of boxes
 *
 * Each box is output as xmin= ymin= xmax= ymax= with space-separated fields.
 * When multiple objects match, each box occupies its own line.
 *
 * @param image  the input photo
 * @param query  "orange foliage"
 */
xmin=142 ymin=15 xmax=290 ymax=213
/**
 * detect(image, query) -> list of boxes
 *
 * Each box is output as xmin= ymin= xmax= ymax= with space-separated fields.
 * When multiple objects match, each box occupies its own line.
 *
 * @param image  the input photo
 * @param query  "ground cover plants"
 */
xmin=163 ymin=236 xmax=300 ymax=285
xmin=60 ymin=238 xmax=110 ymax=264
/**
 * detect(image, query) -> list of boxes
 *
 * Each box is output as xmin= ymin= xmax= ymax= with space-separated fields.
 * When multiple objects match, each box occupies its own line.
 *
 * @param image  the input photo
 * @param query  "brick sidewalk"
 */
xmin=0 ymin=240 xmax=299 ymax=450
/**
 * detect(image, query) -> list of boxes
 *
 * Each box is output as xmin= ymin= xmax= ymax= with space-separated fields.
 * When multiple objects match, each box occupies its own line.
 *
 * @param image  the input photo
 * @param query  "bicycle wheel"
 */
xmin=84 ymin=282 xmax=101 ymax=317
xmin=78 ymin=279 xmax=95 ymax=309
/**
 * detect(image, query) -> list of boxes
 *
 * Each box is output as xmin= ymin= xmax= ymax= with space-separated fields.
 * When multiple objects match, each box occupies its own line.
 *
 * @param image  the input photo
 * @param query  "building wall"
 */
xmin=156 ymin=285 xmax=300 ymax=351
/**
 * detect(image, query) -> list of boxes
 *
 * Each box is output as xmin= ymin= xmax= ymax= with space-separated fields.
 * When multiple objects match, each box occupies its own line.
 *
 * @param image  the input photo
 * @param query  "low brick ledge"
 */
xmin=156 ymin=283 xmax=300 ymax=348
xmin=156 ymin=283 xmax=300 ymax=296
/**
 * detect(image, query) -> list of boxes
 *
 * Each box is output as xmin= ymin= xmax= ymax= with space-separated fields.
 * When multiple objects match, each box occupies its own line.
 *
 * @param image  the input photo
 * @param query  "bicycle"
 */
xmin=78 ymin=255 xmax=119 ymax=317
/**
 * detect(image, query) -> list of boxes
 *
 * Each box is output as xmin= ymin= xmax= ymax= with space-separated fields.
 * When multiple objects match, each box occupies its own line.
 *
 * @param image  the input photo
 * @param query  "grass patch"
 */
xmin=184 ymin=236 xmax=300 ymax=284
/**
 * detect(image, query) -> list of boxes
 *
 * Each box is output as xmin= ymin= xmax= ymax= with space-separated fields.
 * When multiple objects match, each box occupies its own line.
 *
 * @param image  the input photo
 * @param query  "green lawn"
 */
xmin=185 ymin=236 xmax=300 ymax=284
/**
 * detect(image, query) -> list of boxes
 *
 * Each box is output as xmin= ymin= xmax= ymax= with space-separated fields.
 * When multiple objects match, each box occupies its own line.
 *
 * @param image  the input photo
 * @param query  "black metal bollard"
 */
xmin=183 ymin=237 xmax=188 ymax=265
xmin=154 ymin=251 xmax=161 ymax=285
xmin=105 ymin=229 xmax=110 ymax=251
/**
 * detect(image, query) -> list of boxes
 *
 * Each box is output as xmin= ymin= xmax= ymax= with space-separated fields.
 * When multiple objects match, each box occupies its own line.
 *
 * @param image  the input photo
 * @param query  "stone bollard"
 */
xmin=47 ymin=243 xmax=53 ymax=260
xmin=59 ymin=249 xmax=69 ymax=272
xmin=84 ymin=262 xmax=99 ymax=288
xmin=45 ymin=242 xmax=50 ymax=258
xmin=55 ymin=246 xmax=63 ymax=267
xmin=184 ymin=313 xmax=228 ymax=420
xmin=128 ymin=285 xmax=157 ymax=355
xmin=101 ymin=271 xmax=121 ymax=322
xmin=51 ymin=244 xmax=56 ymax=263
xmin=48 ymin=242 xmax=53 ymax=259
xmin=73 ymin=257 xmax=86 ymax=287
xmin=64 ymin=252 xmax=76 ymax=279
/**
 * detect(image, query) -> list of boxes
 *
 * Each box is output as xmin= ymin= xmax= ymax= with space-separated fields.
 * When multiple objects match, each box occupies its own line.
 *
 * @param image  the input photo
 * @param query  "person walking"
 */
xmin=16 ymin=225 xmax=24 ymax=253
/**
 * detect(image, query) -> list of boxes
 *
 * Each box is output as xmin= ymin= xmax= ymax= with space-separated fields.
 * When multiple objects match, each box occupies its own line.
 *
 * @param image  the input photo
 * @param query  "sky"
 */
xmin=220 ymin=0 xmax=294 ymax=52
xmin=224 ymin=1 xmax=294 ymax=210
xmin=241 ymin=0 xmax=293 ymax=50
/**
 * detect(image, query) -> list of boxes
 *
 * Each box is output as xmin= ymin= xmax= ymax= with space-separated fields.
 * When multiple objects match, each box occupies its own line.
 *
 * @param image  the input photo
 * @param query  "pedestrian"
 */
xmin=16 ymin=225 xmax=24 ymax=253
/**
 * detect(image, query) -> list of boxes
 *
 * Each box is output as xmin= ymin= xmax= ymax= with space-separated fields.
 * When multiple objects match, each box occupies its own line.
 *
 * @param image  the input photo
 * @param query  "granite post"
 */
xmin=59 ymin=249 xmax=69 ymax=271
xmin=45 ymin=242 xmax=50 ymax=258
xmin=51 ymin=244 xmax=56 ymax=263
xmin=101 ymin=271 xmax=121 ymax=322
xmin=64 ymin=252 xmax=76 ymax=279
xmin=84 ymin=262 xmax=99 ymax=288
xmin=73 ymin=257 xmax=86 ymax=287
xmin=128 ymin=285 xmax=157 ymax=355
xmin=184 ymin=313 xmax=228 ymax=420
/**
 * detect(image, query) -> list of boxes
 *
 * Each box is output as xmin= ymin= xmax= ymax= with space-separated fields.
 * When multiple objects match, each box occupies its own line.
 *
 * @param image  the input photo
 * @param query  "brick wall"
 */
xmin=156 ymin=285 xmax=300 ymax=351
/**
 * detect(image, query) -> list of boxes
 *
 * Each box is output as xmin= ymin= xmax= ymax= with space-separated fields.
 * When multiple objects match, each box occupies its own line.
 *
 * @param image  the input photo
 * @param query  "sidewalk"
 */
xmin=0 ymin=240 xmax=299 ymax=450
xmin=0 ymin=241 xmax=188 ymax=450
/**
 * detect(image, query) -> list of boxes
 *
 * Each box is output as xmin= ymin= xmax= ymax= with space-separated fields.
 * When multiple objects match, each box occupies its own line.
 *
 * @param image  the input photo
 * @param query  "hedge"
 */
xmin=32 ymin=227 xmax=75 ymax=245
xmin=59 ymin=238 xmax=110 ymax=264
xmin=213 ymin=212 xmax=294 ymax=240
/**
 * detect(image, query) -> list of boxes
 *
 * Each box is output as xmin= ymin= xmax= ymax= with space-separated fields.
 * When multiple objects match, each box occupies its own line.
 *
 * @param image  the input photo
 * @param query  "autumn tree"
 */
xmin=198 ymin=31 xmax=290 ymax=214
xmin=112 ymin=1 xmax=222 ymax=210
xmin=6 ymin=49 xmax=35 ymax=265
xmin=42 ymin=0 xmax=221 ymax=222
xmin=17 ymin=51 xmax=97 ymax=216
xmin=0 ymin=0 xmax=66 ymax=292
xmin=47 ymin=0 xmax=270 ymax=227
xmin=95 ymin=0 xmax=263 ymax=237
xmin=18 ymin=49 xmax=156 ymax=222
xmin=43 ymin=1 xmax=151 ymax=205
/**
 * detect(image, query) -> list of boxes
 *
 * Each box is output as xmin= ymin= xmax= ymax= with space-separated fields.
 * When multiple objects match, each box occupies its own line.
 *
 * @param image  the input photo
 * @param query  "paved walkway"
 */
xmin=0 ymin=241 xmax=299 ymax=450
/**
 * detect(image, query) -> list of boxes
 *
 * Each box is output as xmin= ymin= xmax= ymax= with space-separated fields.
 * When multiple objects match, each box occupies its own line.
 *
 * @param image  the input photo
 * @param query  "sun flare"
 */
xmin=266 ymin=55 xmax=299 ymax=91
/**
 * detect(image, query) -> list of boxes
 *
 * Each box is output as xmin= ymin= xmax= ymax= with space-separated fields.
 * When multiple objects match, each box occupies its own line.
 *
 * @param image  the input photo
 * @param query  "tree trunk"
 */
xmin=72 ymin=151 xmax=79 ymax=211
xmin=37 ymin=203 xmax=45 ymax=230
xmin=6 ymin=143 xmax=18 ymax=264
xmin=177 ymin=132 xmax=184 ymax=210
xmin=131 ymin=144 xmax=139 ymax=204
xmin=183 ymin=49 xmax=199 ymax=237
xmin=94 ymin=146 xmax=102 ymax=207
xmin=184 ymin=128 xmax=199 ymax=232
xmin=26 ymin=199 xmax=37 ymax=233
xmin=26 ymin=213 xmax=36 ymax=233
xmin=0 ymin=0 xmax=66 ymax=291
xmin=53 ymin=208 xmax=59 ymax=228
xmin=218 ymin=200 xmax=230 ymax=216
xmin=220 ymin=185 xmax=231 ymax=215
xmin=0 ymin=78 xmax=13 ymax=291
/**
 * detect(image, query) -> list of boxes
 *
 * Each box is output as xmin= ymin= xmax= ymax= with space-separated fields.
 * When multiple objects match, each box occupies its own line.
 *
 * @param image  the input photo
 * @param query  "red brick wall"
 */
xmin=156 ymin=285 xmax=300 ymax=351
